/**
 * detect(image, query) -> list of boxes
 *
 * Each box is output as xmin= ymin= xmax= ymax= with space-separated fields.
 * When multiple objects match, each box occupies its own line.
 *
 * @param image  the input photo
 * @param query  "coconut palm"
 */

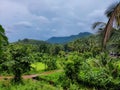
xmin=103 ymin=2 xmax=120 ymax=48
xmin=92 ymin=21 xmax=120 ymax=50
xmin=92 ymin=2 xmax=120 ymax=48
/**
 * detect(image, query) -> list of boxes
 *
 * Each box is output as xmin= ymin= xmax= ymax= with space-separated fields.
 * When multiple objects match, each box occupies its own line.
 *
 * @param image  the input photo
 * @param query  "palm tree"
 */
xmin=92 ymin=2 xmax=120 ymax=48
xmin=103 ymin=2 xmax=120 ymax=48
xmin=92 ymin=21 xmax=120 ymax=51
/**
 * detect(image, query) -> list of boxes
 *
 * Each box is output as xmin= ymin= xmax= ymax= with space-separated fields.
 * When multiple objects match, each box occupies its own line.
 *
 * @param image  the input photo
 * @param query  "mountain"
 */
xmin=14 ymin=38 xmax=49 ymax=45
xmin=46 ymin=32 xmax=92 ymax=44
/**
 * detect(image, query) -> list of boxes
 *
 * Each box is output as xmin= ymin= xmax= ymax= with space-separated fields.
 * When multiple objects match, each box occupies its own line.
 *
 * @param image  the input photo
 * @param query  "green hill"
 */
xmin=14 ymin=38 xmax=49 ymax=45
xmin=46 ymin=32 xmax=92 ymax=44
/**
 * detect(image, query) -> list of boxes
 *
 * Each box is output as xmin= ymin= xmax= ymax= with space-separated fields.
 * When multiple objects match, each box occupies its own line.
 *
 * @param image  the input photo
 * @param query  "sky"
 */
xmin=0 ymin=0 xmax=118 ymax=42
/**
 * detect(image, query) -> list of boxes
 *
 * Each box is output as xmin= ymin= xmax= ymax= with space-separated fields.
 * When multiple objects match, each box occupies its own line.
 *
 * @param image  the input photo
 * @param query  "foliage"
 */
xmin=39 ymin=72 xmax=63 ymax=84
xmin=42 ymin=54 xmax=58 ymax=70
xmin=31 ymin=62 xmax=46 ymax=72
xmin=0 ymin=80 xmax=62 ymax=90
xmin=0 ymin=25 xmax=8 ymax=54
xmin=0 ymin=44 xmax=35 ymax=83
xmin=0 ymin=5 xmax=120 ymax=89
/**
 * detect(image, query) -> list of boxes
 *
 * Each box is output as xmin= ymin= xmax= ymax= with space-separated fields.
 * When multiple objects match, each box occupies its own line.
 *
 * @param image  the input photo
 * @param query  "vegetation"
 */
xmin=0 ymin=79 xmax=62 ymax=90
xmin=31 ymin=62 xmax=46 ymax=72
xmin=47 ymin=32 xmax=92 ymax=44
xmin=0 ymin=25 xmax=8 ymax=53
xmin=93 ymin=2 xmax=120 ymax=48
xmin=0 ymin=2 xmax=120 ymax=90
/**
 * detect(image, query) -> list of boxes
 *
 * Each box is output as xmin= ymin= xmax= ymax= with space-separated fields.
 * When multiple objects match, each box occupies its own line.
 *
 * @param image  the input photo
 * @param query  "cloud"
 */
xmin=0 ymin=0 xmax=30 ymax=23
xmin=0 ymin=0 xmax=115 ymax=42
xmin=35 ymin=16 xmax=50 ymax=24
xmin=77 ymin=22 xmax=85 ymax=27
xmin=14 ymin=21 xmax=32 ymax=28
xmin=88 ymin=10 xmax=105 ymax=18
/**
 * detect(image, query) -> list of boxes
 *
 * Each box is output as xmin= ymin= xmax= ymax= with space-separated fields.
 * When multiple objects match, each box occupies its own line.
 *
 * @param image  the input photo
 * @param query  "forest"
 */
xmin=0 ymin=2 xmax=120 ymax=90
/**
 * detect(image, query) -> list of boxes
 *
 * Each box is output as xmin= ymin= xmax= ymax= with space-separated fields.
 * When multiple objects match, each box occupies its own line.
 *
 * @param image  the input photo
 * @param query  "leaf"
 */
xmin=0 ymin=25 xmax=5 ymax=33
xmin=92 ymin=22 xmax=106 ymax=30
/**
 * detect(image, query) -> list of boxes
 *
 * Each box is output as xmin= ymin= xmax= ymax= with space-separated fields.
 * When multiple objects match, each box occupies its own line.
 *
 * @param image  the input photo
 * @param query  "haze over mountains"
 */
xmin=46 ymin=32 xmax=92 ymax=43
xmin=16 ymin=32 xmax=92 ymax=44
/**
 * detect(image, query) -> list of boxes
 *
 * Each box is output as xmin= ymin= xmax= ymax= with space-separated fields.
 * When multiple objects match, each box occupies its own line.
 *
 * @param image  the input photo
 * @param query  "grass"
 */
xmin=39 ymin=72 xmax=63 ymax=83
xmin=31 ymin=62 xmax=46 ymax=71
xmin=26 ymin=62 xmax=47 ymax=74
xmin=0 ymin=79 xmax=63 ymax=90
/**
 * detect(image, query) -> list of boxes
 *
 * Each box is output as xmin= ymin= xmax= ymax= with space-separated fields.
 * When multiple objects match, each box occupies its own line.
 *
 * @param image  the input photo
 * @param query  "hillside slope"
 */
xmin=46 ymin=32 xmax=92 ymax=43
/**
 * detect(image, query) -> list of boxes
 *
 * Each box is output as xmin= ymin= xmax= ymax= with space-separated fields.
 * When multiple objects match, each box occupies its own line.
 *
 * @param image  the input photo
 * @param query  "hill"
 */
xmin=14 ymin=38 xmax=49 ymax=45
xmin=46 ymin=32 xmax=92 ymax=43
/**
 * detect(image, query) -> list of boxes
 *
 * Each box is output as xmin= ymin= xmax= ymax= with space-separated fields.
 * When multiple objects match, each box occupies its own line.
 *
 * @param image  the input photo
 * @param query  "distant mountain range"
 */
xmin=14 ymin=32 xmax=92 ymax=44
xmin=46 ymin=32 xmax=92 ymax=44
xmin=14 ymin=39 xmax=49 ymax=45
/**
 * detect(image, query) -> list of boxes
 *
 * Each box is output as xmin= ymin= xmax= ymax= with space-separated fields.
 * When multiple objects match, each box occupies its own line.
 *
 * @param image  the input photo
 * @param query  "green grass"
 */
xmin=28 ymin=62 xmax=47 ymax=74
xmin=0 ymin=79 xmax=63 ymax=90
xmin=39 ymin=72 xmax=63 ymax=83
xmin=31 ymin=62 xmax=46 ymax=71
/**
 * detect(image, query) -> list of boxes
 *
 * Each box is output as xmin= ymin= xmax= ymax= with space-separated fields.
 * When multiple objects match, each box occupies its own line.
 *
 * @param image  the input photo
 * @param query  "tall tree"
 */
xmin=103 ymin=2 xmax=120 ymax=48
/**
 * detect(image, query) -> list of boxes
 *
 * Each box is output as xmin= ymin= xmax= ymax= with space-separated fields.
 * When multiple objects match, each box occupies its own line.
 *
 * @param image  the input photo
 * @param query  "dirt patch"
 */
xmin=0 ymin=70 xmax=63 ymax=80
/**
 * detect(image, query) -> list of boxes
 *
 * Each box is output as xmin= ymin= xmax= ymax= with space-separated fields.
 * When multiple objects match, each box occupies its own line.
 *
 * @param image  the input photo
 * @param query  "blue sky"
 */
xmin=0 ymin=0 xmax=117 ymax=42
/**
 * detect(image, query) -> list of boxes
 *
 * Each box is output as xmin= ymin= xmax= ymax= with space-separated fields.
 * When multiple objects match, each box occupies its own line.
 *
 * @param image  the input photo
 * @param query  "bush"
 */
xmin=0 ymin=79 xmax=62 ymax=90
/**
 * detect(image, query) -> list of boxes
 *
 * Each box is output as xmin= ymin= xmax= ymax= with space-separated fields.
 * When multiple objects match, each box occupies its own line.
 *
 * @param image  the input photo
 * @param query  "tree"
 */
xmin=49 ymin=44 xmax=63 ymax=55
xmin=2 ymin=44 xmax=34 ymax=83
xmin=103 ymin=2 xmax=120 ymax=48
xmin=0 ymin=25 xmax=8 ymax=52
xmin=92 ymin=21 xmax=120 ymax=53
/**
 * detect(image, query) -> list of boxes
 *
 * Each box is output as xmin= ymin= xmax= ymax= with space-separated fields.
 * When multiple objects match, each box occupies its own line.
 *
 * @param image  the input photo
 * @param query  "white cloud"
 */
xmin=35 ymin=16 xmax=50 ymax=24
xmin=77 ymin=22 xmax=85 ymax=27
xmin=0 ymin=1 xmax=29 ymax=22
xmin=0 ymin=0 xmax=115 ymax=42
xmin=88 ymin=10 xmax=105 ymax=18
xmin=13 ymin=21 xmax=32 ymax=29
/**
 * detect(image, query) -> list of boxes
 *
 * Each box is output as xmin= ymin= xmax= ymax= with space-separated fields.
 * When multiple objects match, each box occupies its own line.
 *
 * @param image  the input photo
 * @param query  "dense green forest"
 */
xmin=0 ymin=2 xmax=120 ymax=90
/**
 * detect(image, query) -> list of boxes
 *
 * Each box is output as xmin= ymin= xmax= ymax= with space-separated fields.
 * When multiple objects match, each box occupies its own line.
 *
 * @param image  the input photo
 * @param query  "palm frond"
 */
xmin=110 ymin=29 xmax=120 ymax=43
xmin=105 ymin=2 xmax=119 ymax=18
xmin=92 ymin=22 xmax=106 ymax=29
